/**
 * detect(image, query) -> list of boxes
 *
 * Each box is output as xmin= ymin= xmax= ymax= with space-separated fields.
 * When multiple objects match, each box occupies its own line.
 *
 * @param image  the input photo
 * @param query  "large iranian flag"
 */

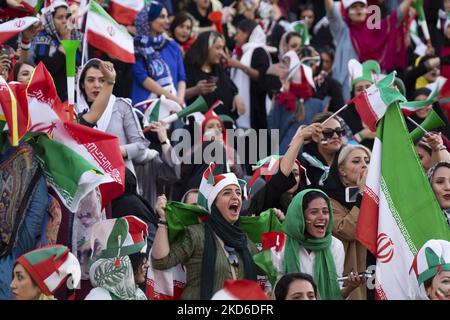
xmin=355 ymin=103 xmax=450 ymax=300
xmin=350 ymin=72 xmax=406 ymax=131
xmin=85 ymin=1 xmax=135 ymax=63
xmin=109 ymin=0 xmax=145 ymax=26
xmin=27 ymin=63 xmax=125 ymax=211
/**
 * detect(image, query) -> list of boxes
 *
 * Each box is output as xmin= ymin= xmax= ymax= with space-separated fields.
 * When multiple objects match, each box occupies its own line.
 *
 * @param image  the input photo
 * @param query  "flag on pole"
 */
xmin=27 ymin=63 xmax=125 ymax=211
xmin=355 ymin=103 xmax=450 ymax=300
xmin=0 ymin=78 xmax=30 ymax=146
xmin=109 ymin=0 xmax=145 ymax=26
xmin=85 ymin=1 xmax=136 ymax=63
xmin=0 ymin=17 xmax=40 ymax=44
xmin=400 ymin=83 xmax=440 ymax=117
xmin=350 ymin=72 xmax=406 ymax=131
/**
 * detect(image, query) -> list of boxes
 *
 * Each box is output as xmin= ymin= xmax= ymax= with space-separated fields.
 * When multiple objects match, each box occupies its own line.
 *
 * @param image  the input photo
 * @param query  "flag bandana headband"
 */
xmin=410 ymin=239 xmax=450 ymax=286
xmin=198 ymin=163 xmax=247 ymax=213
xmin=348 ymin=59 xmax=381 ymax=87
xmin=301 ymin=152 xmax=330 ymax=186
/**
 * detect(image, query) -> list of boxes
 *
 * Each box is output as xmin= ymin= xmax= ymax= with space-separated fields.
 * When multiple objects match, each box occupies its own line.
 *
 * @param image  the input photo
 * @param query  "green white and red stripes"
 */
xmin=400 ymin=83 xmax=440 ymax=116
xmin=355 ymin=103 xmax=450 ymax=299
xmin=27 ymin=63 xmax=125 ymax=211
xmin=253 ymin=231 xmax=286 ymax=287
xmin=350 ymin=72 xmax=406 ymax=131
xmin=109 ymin=0 xmax=145 ymax=26
xmin=85 ymin=1 xmax=135 ymax=63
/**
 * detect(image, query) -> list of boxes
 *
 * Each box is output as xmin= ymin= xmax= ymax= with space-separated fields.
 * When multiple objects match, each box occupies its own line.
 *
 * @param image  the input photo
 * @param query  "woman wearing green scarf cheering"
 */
xmin=151 ymin=163 xmax=259 ymax=300
xmin=260 ymin=189 xmax=364 ymax=299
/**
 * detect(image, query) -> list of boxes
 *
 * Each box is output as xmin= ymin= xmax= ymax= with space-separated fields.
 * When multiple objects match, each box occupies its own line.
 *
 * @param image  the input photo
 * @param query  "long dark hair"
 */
xmin=237 ymin=19 xmax=258 ymax=41
xmin=184 ymin=31 xmax=224 ymax=68
xmin=169 ymin=12 xmax=194 ymax=43
xmin=13 ymin=61 xmax=35 ymax=82
xmin=274 ymin=272 xmax=318 ymax=300
xmin=78 ymin=59 xmax=101 ymax=100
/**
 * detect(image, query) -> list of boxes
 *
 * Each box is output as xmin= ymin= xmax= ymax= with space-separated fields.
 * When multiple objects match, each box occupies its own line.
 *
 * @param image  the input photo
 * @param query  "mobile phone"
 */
xmin=207 ymin=76 xmax=218 ymax=84
xmin=345 ymin=186 xmax=360 ymax=203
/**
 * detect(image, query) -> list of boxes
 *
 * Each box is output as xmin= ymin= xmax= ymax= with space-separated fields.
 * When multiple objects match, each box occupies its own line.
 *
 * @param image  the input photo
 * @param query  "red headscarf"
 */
xmin=201 ymin=101 xmax=227 ymax=145
xmin=341 ymin=1 xmax=408 ymax=71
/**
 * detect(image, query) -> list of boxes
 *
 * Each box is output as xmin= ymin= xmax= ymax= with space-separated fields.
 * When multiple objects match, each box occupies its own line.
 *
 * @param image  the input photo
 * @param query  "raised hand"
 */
xmin=99 ymin=61 xmax=116 ymax=82
xmin=155 ymin=195 xmax=167 ymax=219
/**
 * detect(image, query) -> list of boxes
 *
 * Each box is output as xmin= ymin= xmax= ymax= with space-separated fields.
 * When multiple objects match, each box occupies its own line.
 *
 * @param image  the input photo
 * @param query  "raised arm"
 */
xmin=81 ymin=61 xmax=116 ymax=125
xmin=280 ymin=123 xmax=322 ymax=177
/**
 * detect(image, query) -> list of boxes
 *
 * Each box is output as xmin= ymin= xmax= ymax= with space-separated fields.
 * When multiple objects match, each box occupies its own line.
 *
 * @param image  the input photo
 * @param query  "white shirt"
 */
xmin=298 ymin=236 xmax=345 ymax=284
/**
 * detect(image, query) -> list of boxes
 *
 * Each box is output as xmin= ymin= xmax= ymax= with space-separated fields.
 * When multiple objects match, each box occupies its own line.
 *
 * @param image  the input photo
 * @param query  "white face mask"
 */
xmin=203 ymin=128 xmax=223 ymax=141
xmin=348 ymin=7 xmax=368 ymax=16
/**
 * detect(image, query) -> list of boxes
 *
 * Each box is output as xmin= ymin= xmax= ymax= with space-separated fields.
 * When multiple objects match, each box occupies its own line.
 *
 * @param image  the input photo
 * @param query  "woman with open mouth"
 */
xmin=261 ymin=189 xmax=365 ymax=299
xmin=151 ymin=163 xmax=259 ymax=300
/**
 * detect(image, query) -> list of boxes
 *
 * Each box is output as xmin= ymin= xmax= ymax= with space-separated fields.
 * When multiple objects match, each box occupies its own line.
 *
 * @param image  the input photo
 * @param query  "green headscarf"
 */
xmin=282 ymin=189 xmax=342 ymax=300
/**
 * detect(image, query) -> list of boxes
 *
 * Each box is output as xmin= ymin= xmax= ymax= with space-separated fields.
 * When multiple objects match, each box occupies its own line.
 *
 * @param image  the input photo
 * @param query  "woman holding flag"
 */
xmin=76 ymin=58 xmax=152 ymax=179
xmin=151 ymin=164 xmax=259 ymax=300
xmin=324 ymin=0 xmax=412 ymax=102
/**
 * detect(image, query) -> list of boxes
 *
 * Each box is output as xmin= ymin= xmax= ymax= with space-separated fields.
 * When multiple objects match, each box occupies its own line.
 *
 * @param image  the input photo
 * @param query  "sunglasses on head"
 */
xmin=322 ymin=128 xmax=345 ymax=139
xmin=224 ymin=245 xmax=239 ymax=268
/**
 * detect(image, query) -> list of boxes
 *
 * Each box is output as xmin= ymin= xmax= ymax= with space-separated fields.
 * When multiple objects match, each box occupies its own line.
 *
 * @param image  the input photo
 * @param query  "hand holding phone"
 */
xmin=345 ymin=186 xmax=360 ymax=203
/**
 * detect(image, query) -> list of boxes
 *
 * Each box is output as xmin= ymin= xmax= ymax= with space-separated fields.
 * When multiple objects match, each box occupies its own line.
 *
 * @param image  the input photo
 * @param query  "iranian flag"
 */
xmin=85 ymin=1 xmax=135 ymax=63
xmin=0 ymin=1 xmax=34 ymax=20
xmin=109 ymin=0 xmax=145 ymax=26
xmin=27 ymin=63 xmax=125 ymax=211
xmin=355 ymin=103 xmax=450 ymax=300
xmin=253 ymin=231 xmax=286 ymax=287
xmin=438 ymin=79 xmax=450 ymax=120
xmin=0 ymin=78 xmax=30 ymax=146
xmin=0 ymin=17 xmax=39 ymax=44
xmin=400 ymin=83 xmax=440 ymax=117
xmin=350 ymin=72 xmax=406 ymax=132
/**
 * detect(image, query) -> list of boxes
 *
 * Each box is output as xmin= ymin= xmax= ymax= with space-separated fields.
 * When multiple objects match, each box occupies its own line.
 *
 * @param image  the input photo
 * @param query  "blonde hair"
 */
xmin=338 ymin=144 xmax=371 ymax=167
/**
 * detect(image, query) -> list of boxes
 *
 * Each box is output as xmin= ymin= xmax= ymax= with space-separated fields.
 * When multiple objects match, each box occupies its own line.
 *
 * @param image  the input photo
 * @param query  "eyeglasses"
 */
xmin=224 ymin=245 xmax=239 ymax=268
xmin=322 ymin=128 xmax=345 ymax=140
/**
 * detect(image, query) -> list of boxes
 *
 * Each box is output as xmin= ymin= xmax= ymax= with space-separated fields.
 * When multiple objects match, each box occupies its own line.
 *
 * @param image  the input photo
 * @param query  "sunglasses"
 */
xmin=322 ymin=128 xmax=345 ymax=140
xmin=224 ymin=245 xmax=239 ymax=268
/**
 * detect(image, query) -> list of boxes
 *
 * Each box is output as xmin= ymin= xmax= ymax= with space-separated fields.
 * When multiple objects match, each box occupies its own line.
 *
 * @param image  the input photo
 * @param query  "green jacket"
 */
xmin=152 ymin=223 xmax=258 ymax=300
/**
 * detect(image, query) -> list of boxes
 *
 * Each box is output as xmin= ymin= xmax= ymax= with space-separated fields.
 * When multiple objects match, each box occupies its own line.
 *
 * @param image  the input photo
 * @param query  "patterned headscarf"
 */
xmin=89 ymin=256 xmax=147 ymax=300
xmin=134 ymin=3 xmax=174 ymax=92
xmin=42 ymin=1 xmax=82 ymax=42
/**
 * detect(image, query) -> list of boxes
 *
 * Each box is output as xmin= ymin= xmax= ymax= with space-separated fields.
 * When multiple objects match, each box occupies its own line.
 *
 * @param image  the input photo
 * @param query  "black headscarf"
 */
xmin=111 ymin=168 xmax=159 ymax=226
xmin=321 ymin=153 xmax=353 ymax=210
xmin=200 ymin=203 xmax=257 ymax=299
